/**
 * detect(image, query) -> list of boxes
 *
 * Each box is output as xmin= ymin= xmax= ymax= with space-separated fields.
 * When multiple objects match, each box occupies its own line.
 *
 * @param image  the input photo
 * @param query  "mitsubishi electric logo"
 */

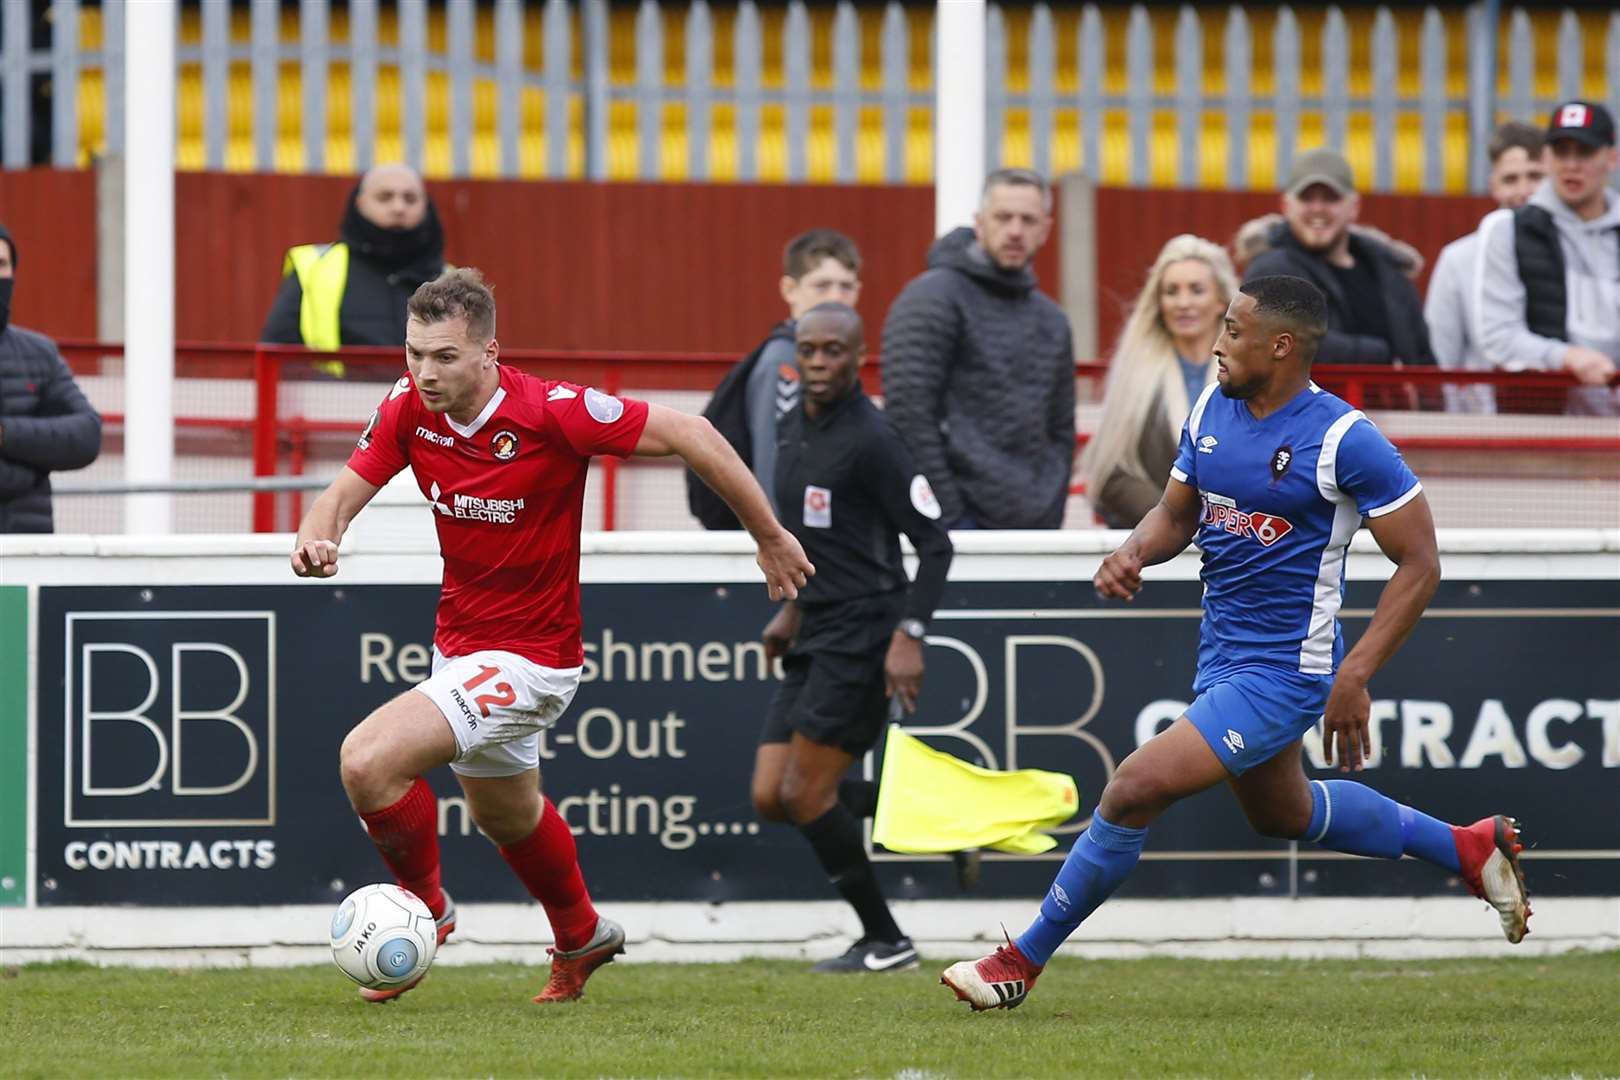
xmin=428 ymin=481 xmax=525 ymax=524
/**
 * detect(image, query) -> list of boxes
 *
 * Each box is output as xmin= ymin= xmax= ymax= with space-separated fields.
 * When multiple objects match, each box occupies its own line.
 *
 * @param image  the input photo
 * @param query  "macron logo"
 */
xmin=415 ymin=426 xmax=454 ymax=447
xmin=547 ymin=386 xmax=578 ymax=402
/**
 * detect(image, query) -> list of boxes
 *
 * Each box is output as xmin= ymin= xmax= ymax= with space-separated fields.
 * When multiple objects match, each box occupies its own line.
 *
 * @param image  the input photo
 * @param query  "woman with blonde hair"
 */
xmin=1082 ymin=234 xmax=1237 ymax=528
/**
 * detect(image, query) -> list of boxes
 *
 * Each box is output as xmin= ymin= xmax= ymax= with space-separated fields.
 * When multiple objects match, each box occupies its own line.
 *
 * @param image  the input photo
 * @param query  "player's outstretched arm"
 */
xmin=1094 ymin=477 xmax=1201 ymax=601
xmin=1322 ymin=492 xmax=1441 ymax=771
xmin=290 ymin=466 xmax=382 ymax=578
xmin=634 ymin=404 xmax=814 ymax=600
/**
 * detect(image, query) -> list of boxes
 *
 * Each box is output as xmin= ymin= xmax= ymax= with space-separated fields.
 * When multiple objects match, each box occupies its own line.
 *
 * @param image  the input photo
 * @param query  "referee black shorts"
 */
xmin=760 ymin=648 xmax=889 ymax=756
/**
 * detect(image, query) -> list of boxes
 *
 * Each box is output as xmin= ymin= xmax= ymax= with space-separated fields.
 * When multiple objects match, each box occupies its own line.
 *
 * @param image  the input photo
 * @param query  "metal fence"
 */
xmin=3 ymin=2 xmax=1619 ymax=191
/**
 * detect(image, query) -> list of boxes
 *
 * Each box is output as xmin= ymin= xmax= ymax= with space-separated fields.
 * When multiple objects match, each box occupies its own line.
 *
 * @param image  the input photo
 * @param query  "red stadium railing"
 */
xmin=53 ymin=341 xmax=1620 ymax=533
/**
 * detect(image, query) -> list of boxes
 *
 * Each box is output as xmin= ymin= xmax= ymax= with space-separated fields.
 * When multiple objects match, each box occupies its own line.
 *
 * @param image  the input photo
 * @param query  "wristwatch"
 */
xmin=896 ymin=618 xmax=927 ymax=641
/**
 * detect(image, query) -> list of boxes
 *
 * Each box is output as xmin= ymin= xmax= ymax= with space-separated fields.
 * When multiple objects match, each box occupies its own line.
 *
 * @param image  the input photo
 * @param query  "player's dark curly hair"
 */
xmin=1240 ymin=275 xmax=1328 ymax=363
xmin=408 ymin=267 xmax=497 ymax=343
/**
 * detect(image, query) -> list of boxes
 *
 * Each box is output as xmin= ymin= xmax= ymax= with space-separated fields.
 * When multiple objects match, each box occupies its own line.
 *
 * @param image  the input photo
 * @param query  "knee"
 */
xmin=1246 ymin=801 xmax=1312 ymax=840
xmin=1098 ymin=761 xmax=1179 ymax=821
xmin=471 ymin=805 xmax=539 ymax=847
xmin=339 ymin=724 xmax=394 ymax=806
xmin=751 ymin=781 xmax=787 ymax=823
xmin=777 ymin=772 xmax=835 ymax=825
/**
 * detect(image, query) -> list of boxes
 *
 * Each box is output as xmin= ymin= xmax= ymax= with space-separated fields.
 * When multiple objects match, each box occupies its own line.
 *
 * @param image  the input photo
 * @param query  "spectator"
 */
xmin=260 ymin=163 xmax=446 ymax=375
xmin=0 ymin=223 xmax=103 ymax=533
xmin=1082 ymin=235 xmax=1237 ymax=529
xmin=687 ymin=229 xmax=861 ymax=530
xmin=1475 ymin=100 xmax=1620 ymax=416
xmin=1424 ymin=122 xmax=1548 ymax=413
xmin=1243 ymin=148 xmax=1437 ymax=373
xmin=1233 ymin=214 xmax=1424 ymax=282
xmin=881 ymin=168 xmax=1076 ymax=529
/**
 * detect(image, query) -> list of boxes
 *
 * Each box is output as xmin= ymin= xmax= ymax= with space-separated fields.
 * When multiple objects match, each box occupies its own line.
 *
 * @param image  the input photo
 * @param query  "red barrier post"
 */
xmin=252 ymin=345 xmax=280 ymax=532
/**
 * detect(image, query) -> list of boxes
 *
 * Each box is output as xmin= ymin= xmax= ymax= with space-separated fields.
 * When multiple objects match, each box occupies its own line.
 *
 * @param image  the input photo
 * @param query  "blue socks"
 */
xmin=1014 ymin=812 xmax=1147 ymax=967
xmin=1304 ymin=779 xmax=1460 ymax=872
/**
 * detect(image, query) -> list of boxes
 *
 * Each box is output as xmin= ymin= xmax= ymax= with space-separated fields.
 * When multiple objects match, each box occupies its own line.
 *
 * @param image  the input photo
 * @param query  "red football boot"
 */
xmin=940 ymin=932 xmax=1043 ymax=1011
xmin=1454 ymin=815 xmax=1532 ymax=944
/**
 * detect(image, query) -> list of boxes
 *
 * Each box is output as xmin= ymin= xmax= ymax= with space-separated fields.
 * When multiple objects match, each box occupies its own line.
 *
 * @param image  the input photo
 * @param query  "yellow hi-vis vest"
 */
xmin=282 ymin=242 xmax=349 ymax=378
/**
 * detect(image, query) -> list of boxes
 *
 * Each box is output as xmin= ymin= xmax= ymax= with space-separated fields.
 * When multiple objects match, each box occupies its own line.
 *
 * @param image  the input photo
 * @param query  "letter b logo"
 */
xmin=65 ymin=612 xmax=276 ymax=826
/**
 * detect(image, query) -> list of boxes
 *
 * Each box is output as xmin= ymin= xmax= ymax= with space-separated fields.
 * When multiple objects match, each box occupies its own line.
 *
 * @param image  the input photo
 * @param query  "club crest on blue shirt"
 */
xmin=1270 ymin=445 xmax=1293 ymax=484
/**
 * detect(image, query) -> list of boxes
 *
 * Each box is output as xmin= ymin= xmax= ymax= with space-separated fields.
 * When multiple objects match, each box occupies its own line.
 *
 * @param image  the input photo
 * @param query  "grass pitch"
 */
xmin=3 ymin=952 xmax=1616 ymax=1078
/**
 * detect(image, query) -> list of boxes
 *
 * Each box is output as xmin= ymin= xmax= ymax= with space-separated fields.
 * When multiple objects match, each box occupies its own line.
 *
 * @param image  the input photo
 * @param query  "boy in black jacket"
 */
xmin=688 ymin=230 xmax=861 ymax=529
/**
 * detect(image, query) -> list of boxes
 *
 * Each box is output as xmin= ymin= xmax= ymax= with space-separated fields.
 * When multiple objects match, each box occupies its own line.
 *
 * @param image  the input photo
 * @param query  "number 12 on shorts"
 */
xmin=462 ymin=664 xmax=517 ymax=718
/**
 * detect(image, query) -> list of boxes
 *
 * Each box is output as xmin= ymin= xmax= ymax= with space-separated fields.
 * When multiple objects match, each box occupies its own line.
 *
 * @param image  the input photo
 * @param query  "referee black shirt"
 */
xmin=775 ymin=384 xmax=953 ymax=651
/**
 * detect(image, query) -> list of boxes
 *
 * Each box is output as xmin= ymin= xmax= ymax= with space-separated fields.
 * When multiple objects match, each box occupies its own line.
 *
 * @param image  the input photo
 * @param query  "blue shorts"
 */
xmin=1185 ymin=661 xmax=1332 ymax=775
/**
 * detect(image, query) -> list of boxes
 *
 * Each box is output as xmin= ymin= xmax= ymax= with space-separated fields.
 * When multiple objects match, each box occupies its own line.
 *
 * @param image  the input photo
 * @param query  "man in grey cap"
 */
xmin=1474 ymin=100 xmax=1619 ymax=416
xmin=1243 ymin=147 xmax=1437 ymax=373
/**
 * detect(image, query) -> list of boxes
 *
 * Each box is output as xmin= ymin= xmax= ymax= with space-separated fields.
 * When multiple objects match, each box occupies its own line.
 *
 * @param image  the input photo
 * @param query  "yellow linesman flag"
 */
xmin=871 ymin=725 xmax=1081 ymax=855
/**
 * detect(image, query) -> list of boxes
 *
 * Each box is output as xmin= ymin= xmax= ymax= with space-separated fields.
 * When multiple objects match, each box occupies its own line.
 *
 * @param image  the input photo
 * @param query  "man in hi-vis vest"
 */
xmin=260 ymin=163 xmax=447 ymax=377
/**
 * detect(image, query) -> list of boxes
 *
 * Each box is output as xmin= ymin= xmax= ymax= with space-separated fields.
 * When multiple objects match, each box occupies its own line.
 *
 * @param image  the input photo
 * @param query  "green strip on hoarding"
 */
xmin=0 ymin=585 xmax=26 ymax=906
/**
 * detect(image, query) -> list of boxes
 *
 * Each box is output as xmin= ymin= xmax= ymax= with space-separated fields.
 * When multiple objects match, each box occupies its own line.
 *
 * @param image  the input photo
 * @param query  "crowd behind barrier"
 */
xmin=43 ymin=340 xmax=1620 ymax=536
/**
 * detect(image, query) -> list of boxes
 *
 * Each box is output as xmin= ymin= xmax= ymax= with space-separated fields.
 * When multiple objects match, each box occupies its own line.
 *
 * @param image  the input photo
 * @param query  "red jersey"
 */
xmin=346 ymin=366 xmax=650 ymax=667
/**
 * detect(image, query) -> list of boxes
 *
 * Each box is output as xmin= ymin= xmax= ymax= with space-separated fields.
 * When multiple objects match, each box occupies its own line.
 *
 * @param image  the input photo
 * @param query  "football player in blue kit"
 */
xmin=942 ymin=275 xmax=1531 ymax=1012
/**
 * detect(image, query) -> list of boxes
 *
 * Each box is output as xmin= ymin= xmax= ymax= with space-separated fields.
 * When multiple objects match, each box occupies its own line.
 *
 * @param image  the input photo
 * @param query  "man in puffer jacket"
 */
xmin=0 ymin=223 xmax=102 ymax=533
xmin=880 ymin=169 xmax=1076 ymax=529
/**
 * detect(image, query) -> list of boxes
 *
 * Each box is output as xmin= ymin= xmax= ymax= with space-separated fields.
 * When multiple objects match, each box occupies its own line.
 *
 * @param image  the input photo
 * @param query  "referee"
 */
xmin=749 ymin=302 xmax=954 ymax=973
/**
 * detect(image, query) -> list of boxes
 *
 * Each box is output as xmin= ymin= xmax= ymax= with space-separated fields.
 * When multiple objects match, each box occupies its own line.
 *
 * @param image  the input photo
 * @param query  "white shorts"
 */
xmin=412 ymin=648 xmax=582 ymax=778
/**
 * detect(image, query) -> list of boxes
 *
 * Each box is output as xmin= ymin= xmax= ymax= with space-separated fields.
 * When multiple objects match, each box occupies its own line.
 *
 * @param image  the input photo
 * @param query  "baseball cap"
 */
xmin=1284 ymin=148 xmax=1356 ymax=198
xmin=1545 ymin=100 xmax=1616 ymax=149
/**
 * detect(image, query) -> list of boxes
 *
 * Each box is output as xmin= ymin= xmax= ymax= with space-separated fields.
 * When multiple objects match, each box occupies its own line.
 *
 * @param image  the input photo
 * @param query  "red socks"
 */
xmin=358 ymin=777 xmax=447 ymax=919
xmin=361 ymin=784 xmax=595 ymax=950
xmin=500 ymin=798 xmax=599 ymax=952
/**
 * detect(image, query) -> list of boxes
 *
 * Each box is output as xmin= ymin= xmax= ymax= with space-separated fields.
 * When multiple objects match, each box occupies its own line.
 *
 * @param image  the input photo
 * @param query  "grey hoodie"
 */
xmin=1475 ymin=180 xmax=1620 ymax=415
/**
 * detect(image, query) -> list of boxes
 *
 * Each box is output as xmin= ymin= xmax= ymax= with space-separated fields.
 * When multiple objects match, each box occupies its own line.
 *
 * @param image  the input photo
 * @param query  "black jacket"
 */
xmin=1245 ymin=223 xmax=1437 ymax=367
xmin=687 ymin=320 xmax=795 ymax=530
xmin=776 ymin=387 xmax=953 ymax=648
xmin=879 ymin=227 xmax=1076 ymax=528
xmin=260 ymin=191 xmax=446 ymax=347
xmin=0 ymin=324 xmax=103 ymax=533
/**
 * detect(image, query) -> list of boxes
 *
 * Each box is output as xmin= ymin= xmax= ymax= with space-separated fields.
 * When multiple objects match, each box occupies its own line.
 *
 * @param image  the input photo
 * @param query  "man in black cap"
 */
xmin=260 ymin=163 xmax=447 ymax=373
xmin=0 ymin=224 xmax=103 ymax=533
xmin=1475 ymin=100 xmax=1619 ymax=415
xmin=1244 ymin=147 xmax=1436 ymax=373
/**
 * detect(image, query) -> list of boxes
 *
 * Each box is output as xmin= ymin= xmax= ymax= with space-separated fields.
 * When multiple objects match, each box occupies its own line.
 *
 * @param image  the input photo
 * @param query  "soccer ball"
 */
xmin=329 ymin=883 xmax=438 ymax=990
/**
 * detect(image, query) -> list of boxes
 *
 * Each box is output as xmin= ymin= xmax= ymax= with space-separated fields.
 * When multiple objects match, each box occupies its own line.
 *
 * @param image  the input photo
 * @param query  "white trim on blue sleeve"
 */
xmin=1366 ymin=482 xmax=1423 ymax=518
xmin=1169 ymin=465 xmax=1189 ymax=484
xmin=1186 ymin=382 xmax=1220 ymax=443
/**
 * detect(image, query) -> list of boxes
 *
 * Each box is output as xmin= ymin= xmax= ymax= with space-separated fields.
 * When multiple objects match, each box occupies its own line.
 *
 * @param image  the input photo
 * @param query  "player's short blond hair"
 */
xmin=408 ymin=267 xmax=496 ymax=344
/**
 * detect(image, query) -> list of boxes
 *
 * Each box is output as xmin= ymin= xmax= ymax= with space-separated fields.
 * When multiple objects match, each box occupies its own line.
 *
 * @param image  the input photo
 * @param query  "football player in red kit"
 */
xmin=292 ymin=269 xmax=813 ymax=1003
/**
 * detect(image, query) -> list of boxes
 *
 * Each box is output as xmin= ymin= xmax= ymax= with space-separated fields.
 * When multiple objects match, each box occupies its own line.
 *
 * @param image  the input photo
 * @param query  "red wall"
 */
xmin=172 ymin=173 xmax=1057 ymax=354
xmin=0 ymin=169 xmax=98 ymax=341
xmin=7 ymin=168 xmax=1495 ymax=360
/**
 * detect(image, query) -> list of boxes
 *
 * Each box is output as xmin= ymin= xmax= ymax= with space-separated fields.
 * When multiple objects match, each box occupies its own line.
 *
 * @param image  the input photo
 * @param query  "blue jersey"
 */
xmin=1170 ymin=382 xmax=1421 ymax=677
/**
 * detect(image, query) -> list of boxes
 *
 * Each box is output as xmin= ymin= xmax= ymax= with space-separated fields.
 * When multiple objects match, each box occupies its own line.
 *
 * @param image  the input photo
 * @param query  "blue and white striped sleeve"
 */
xmin=1335 ymin=417 xmax=1422 ymax=518
xmin=1169 ymin=384 xmax=1218 ymax=487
